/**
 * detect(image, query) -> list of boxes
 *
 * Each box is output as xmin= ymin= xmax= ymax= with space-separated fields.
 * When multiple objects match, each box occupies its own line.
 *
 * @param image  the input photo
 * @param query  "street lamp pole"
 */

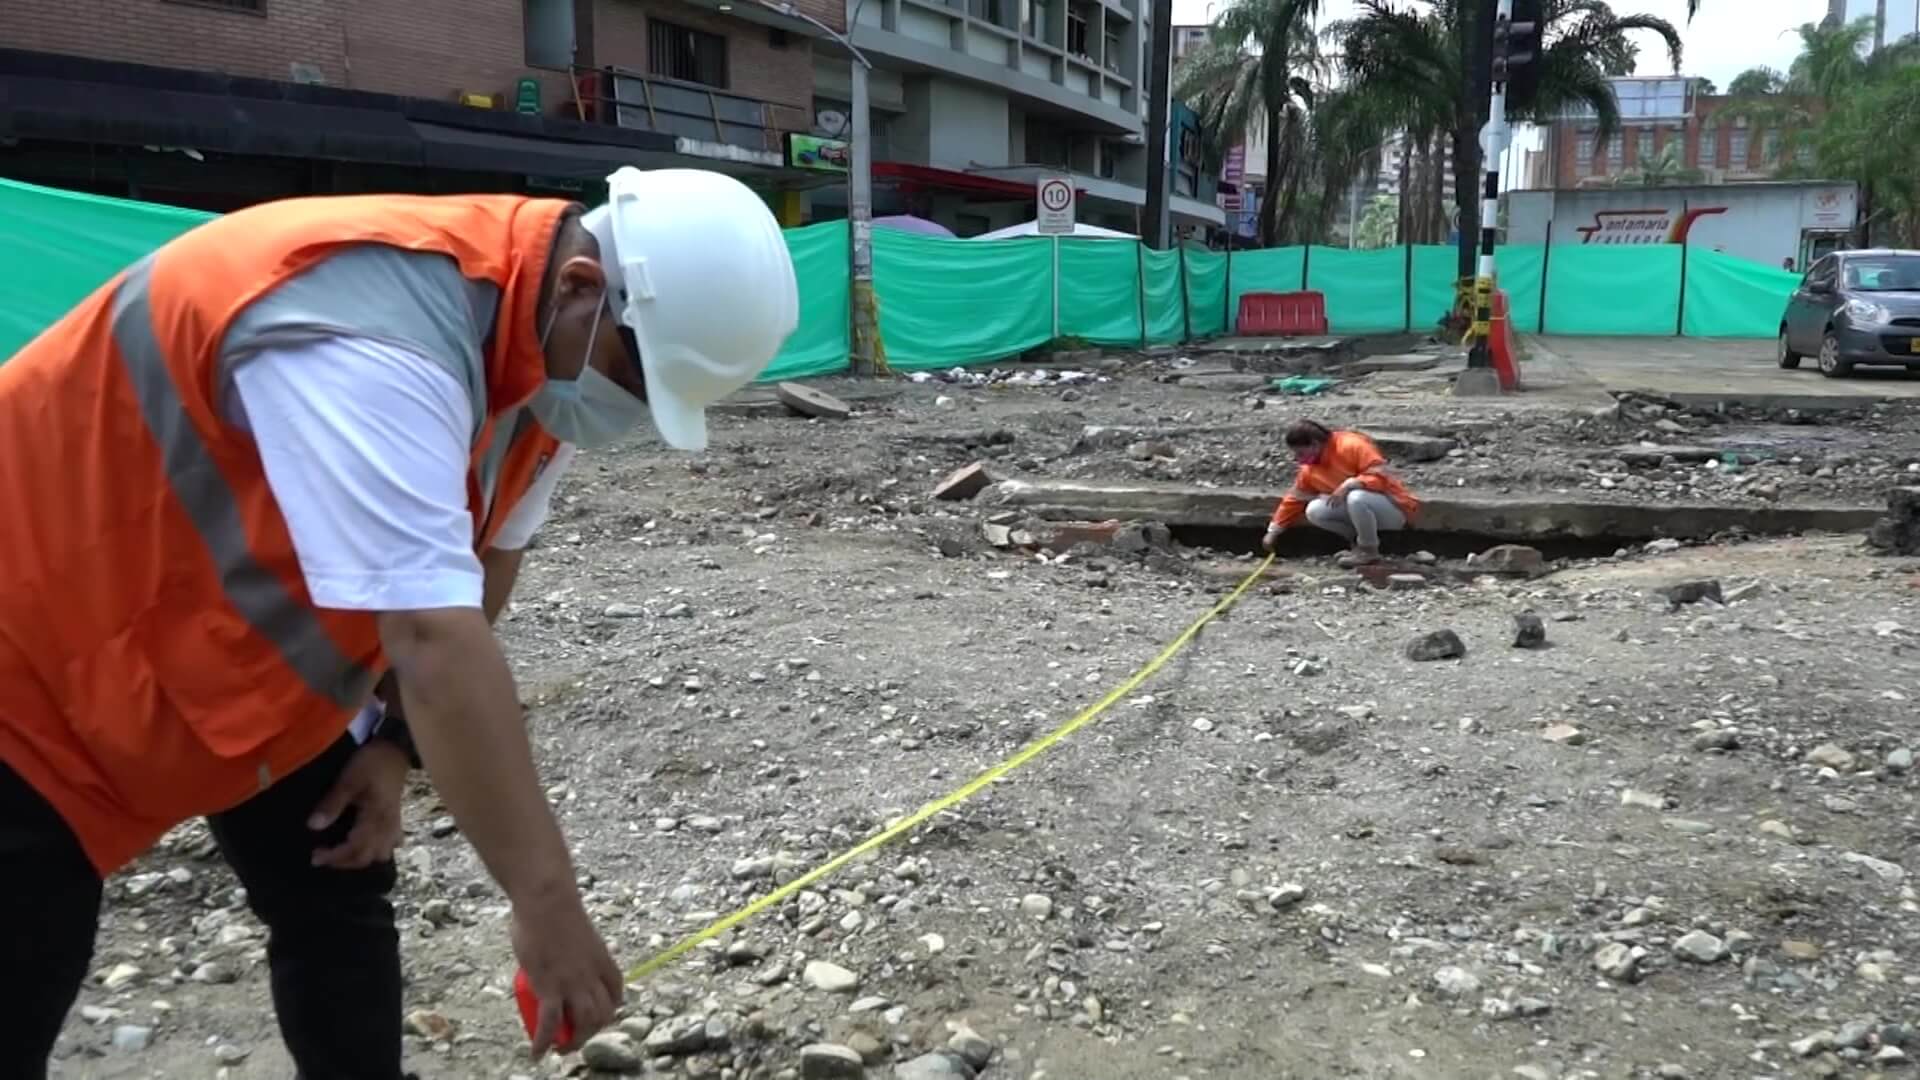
xmin=742 ymin=0 xmax=878 ymax=374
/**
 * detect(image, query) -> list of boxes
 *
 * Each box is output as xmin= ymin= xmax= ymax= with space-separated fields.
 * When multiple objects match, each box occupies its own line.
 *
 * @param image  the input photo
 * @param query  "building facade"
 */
xmin=795 ymin=3 xmax=1221 ymax=236
xmin=0 ymin=0 xmax=843 ymax=216
xmin=1533 ymin=76 xmax=1816 ymax=190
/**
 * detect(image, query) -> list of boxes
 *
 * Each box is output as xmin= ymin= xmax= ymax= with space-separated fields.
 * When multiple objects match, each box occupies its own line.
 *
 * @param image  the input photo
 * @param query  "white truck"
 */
xmin=1504 ymin=181 xmax=1858 ymax=270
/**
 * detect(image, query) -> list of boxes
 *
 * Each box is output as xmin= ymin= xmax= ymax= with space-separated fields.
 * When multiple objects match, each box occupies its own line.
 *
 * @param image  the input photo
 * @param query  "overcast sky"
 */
xmin=1165 ymin=0 xmax=1917 ymax=89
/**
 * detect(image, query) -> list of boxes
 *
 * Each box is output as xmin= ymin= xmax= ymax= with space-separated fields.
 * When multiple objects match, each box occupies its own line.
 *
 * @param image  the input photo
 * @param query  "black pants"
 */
xmin=0 ymin=736 xmax=402 ymax=1080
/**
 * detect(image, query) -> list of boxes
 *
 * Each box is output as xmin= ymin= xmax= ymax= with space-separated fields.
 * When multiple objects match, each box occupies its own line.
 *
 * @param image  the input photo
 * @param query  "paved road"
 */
xmin=1531 ymin=335 xmax=1920 ymax=408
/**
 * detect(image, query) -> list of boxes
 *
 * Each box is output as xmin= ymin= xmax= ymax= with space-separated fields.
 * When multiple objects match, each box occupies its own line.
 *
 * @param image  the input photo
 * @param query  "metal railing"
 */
xmin=567 ymin=64 xmax=805 ymax=152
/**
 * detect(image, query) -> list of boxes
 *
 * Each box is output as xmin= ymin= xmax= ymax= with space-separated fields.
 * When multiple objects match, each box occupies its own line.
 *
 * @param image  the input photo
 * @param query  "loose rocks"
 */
xmin=1512 ymin=612 xmax=1547 ymax=649
xmin=1673 ymin=930 xmax=1729 ymax=964
xmin=582 ymin=1032 xmax=642 ymax=1073
xmin=1656 ymin=580 xmax=1723 ymax=608
xmin=894 ymin=1051 xmax=976 ymax=1080
xmin=799 ymin=1043 xmax=866 ymax=1079
xmin=1476 ymin=544 xmax=1547 ymax=577
xmin=1593 ymin=942 xmax=1642 ymax=982
xmin=803 ymin=960 xmax=861 ymax=994
xmin=1406 ymin=629 xmax=1467 ymax=662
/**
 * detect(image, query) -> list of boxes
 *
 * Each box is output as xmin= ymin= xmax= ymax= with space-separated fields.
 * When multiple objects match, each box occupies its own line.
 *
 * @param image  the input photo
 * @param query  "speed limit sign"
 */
xmin=1036 ymin=176 xmax=1076 ymax=235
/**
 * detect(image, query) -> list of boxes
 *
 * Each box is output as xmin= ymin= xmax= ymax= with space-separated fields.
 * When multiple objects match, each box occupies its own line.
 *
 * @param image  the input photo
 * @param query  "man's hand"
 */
xmin=377 ymin=607 xmax=619 ymax=1058
xmin=308 ymin=740 xmax=411 ymax=869
xmin=512 ymin=890 xmax=624 ymax=1057
xmin=1262 ymin=528 xmax=1281 ymax=553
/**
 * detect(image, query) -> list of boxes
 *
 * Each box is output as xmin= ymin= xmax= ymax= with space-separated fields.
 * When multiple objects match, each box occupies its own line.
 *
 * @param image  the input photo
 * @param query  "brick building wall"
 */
xmin=594 ymin=0 xmax=815 ymax=132
xmin=1543 ymin=95 xmax=1814 ymax=187
xmin=0 ymin=0 xmax=823 ymax=124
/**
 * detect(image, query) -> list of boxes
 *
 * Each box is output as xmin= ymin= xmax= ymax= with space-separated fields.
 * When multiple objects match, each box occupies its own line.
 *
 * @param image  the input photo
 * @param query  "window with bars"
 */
xmin=1576 ymin=134 xmax=1595 ymax=166
xmin=1067 ymin=7 xmax=1090 ymax=55
xmin=1698 ymin=124 xmax=1717 ymax=167
xmin=648 ymin=20 xmax=728 ymax=87
xmin=1762 ymin=130 xmax=1780 ymax=163
xmin=1728 ymin=127 xmax=1748 ymax=167
xmin=1796 ymin=141 xmax=1815 ymax=167
xmin=1636 ymin=128 xmax=1654 ymax=163
xmin=1608 ymin=135 xmax=1623 ymax=169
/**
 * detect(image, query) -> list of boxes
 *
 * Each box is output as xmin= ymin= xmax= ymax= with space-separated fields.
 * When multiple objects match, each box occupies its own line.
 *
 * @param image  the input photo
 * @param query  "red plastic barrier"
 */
xmin=1489 ymin=289 xmax=1520 ymax=391
xmin=1235 ymin=290 xmax=1329 ymax=337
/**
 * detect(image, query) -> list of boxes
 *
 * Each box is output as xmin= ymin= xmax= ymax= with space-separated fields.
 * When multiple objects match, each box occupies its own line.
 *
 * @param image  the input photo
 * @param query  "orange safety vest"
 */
xmin=0 ymin=193 xmax=571 ymax=874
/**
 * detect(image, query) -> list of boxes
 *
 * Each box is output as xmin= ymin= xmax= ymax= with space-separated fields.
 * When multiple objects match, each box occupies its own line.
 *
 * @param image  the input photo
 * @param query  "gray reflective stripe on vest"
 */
xmin=112 ymin=256 xmax=377 ymax=711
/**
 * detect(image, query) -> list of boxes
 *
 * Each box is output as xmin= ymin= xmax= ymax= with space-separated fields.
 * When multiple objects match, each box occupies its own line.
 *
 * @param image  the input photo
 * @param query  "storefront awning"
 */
xmin=873 ymin=162 xmax=1081 ymax=202
xmin=0 ymin=48 xmax=675 ymax=174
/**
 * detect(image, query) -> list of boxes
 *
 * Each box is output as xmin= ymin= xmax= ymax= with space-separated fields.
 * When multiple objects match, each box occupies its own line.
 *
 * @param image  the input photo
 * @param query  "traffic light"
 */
xmin=1495 ymin=0 xmax=1543 ymax=114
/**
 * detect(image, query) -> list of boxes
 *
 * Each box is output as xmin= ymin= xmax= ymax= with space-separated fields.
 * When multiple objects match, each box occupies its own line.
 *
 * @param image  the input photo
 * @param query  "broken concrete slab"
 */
xmin=775 ymin=382 xmax=852 ymax=420
xmin=1076 ymin=423 xmax=1454 ymax=463
xmin=933 ymin=463 xmax=997 ymax=502
xmin=714 ymin=388 xmax=896 ymax=418
xmin=1343 ymin=353 xmax=1443 ymax=375
xmin=1366 ymin=431 xmax=1454 ymax=463
xmin=987 ymin=478 xmax=1882 ymax=541
xmin=1041 ymin=520 xmax=1124 ymax=551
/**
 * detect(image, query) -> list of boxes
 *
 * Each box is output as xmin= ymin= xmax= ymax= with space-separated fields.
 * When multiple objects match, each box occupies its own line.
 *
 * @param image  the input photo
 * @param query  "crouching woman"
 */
xmin=1261 ymin=420 xmax=1420 ymax=565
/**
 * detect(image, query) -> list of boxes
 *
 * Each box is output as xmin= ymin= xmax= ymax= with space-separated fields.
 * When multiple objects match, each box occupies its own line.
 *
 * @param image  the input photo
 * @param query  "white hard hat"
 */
xmin=581 ymin=167 xmax=799 ymax=451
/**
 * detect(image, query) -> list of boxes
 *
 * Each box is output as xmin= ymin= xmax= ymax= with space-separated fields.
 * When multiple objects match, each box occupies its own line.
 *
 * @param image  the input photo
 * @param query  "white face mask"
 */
xmin=529 ymin=292 xmax=651 ymax=449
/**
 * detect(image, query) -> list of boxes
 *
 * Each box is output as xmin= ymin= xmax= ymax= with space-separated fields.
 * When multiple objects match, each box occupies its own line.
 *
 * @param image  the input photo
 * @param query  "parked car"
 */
xmin=1779 ymin=249 xmax=1920 ymax=377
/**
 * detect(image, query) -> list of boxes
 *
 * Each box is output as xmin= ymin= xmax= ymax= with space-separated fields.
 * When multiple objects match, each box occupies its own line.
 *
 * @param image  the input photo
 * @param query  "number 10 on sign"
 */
xmin=1036 ymin=177 xmax=1076 ymax=235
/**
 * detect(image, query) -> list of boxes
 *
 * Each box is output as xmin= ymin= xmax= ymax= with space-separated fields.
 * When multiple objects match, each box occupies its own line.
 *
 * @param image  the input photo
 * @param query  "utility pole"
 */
xmin=736 ymin=1 xmax=877 ymax=373
xmin=845 ymin=0 xmax=879 ymax=374
xmin=1875 ymin=0 xmax=1888 ymax=50
xmin=1142 ymin=0 xmax=1175 ymax=249
xmin=1457 ymin=0 xmax=1537 ymax=394
xmin=848 ymin=44 xmax=878 ymax=373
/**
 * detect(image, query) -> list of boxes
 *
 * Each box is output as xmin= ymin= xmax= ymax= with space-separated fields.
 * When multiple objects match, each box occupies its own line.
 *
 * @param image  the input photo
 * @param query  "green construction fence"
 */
xmin=0 ymin=177 xmax=1806 ymax=373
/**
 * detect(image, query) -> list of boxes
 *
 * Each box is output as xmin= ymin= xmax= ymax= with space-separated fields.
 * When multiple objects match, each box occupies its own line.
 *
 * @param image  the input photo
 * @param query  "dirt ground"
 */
xmin=50 ymin=344 xmax=1920 ymax=1080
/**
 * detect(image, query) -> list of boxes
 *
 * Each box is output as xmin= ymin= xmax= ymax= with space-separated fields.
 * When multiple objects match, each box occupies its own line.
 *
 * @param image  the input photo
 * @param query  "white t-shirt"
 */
xmin=223 ymin=336 xmax=576 ymax=742
xmin=225 ymin=335 xmax=574 ymax=612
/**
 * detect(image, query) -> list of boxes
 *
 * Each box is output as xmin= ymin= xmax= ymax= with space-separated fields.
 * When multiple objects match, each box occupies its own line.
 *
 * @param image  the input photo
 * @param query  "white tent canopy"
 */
xmin=969 ymin=220 xmax=1136 ymax=240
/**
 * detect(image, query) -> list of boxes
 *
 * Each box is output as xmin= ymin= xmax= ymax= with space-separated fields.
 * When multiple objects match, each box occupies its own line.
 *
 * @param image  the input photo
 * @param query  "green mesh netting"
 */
xmin=3 ymin=178 xmax=1803 ymax=374
xmin=1541 ymin=244 xmax=1681 ymax=336
xmin=1183 ymin=247 xmax=1229 ymax=338
xmin=1056 ymin=238 xmax=1142 ymax=346
xmin=871 ymin=229 xmax=1052 ymax=369
xmin=760 ymin=221 xmax=851 ymax=380
xmin=1141 ymin=247 xmax=1185 ymax=345
xmin=0 ymin=179 xmax=215 ymax=361
xmin=1681 ymin=246 xmax=1799 ymax=338
xmin=1306 ymin=246 xmax=1408 ymax=334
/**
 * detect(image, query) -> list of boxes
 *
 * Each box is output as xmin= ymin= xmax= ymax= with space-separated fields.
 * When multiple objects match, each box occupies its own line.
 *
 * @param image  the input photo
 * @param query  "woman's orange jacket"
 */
xmin=1269 ymin=430 xmax=1420 ymax=529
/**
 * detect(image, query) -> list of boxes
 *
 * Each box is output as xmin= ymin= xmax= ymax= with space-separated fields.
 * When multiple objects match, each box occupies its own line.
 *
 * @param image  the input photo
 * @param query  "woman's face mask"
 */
xmin=529 ymin=293 xmax=650 ymax=449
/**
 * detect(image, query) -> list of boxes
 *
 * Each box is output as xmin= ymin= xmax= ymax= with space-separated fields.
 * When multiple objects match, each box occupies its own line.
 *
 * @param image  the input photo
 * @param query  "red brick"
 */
xmin=931 ymin=462 xmax=995 ymax=501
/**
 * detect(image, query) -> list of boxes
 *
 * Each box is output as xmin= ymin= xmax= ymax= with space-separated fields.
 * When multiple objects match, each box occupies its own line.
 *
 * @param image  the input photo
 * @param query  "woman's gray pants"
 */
xmin=1305 ymin=489 xmax=1406 ymax=548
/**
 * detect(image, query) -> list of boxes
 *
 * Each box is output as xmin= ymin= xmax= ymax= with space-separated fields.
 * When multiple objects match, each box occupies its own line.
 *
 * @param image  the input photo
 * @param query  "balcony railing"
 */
xmin=568 ymin=65 xmax=805 ymax=153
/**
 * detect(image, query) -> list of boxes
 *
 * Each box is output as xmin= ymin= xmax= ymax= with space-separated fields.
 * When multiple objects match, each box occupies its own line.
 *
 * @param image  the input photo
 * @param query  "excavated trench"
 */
xmin=1166 ymin=524 xmax=1637 ymax=561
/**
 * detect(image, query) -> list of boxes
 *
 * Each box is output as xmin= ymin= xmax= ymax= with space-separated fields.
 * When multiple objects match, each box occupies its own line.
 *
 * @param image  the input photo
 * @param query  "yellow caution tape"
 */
xmin=623 ymin=553 xmax=1277 ymax=982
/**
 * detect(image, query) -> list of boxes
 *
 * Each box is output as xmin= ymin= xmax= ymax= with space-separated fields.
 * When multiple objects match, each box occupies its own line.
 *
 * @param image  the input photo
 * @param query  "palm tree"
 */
xmin=1174 ymin=0 xmax=1323 ymax=245
xmin=1612 ymin=142 xmax=1703 ymax=186
xmin=1328 ymin=0 xmax=1682 ymax=277
xmin=1721 ymin=19 xmax=1914 ymax=175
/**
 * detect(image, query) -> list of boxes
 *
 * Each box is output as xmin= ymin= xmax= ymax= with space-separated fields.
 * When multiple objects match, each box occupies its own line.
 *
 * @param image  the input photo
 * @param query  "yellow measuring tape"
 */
xmin=623 ymin=553 xmax=1277 ymax=981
